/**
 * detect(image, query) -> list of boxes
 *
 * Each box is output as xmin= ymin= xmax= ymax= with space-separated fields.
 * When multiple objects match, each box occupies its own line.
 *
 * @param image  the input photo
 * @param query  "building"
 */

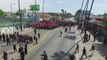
xmin=39 ymin=13 xmax=52 ymax=21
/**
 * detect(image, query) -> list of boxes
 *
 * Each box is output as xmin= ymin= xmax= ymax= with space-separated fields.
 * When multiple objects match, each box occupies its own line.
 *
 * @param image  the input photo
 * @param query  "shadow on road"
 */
xmin=51 ymin=51 xmax=71 ymax=60
xmin=8 ymin=51 xmax=14 ymax=54
xmin=94 ymin=43 xmax=107 ymax=57
xmin=67 ymin=38 xmax=83 ymax=54
xmin=64 ymin=35 xmax=77 ymax=40
xmin=1 ymin=45 xmax=9 ymax=47
xmin=79 ymin=57 xmax=87 ymax=60
xmin=68 ymin=32 xmax=75 ymax=34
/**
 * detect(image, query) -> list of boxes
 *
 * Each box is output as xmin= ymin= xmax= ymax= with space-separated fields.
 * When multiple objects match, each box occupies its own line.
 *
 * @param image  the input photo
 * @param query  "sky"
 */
xmin=0 ymin=0 xmax=107 ymax=15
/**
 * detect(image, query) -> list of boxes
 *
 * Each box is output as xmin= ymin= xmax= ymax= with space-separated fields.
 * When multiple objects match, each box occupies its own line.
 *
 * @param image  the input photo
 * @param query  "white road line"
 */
xmin=54 ymin=38 xmax=58 ymax=44
xmin=68 ymin=41 xmax=70 ymax=46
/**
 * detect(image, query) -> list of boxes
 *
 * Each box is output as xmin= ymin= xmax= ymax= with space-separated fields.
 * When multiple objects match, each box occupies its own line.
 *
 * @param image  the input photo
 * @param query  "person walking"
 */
xmin=75 ymin=43 xmax=79 ymax=53
xmin=18 ymin=45 xmax=23 ymax=55
xmin=38 ymin=33 xmax=40 ymax=39
xmin=34 ymin=35 xmax=38 ymax=44
xmin=0 ymin=32 xmax=1 ymax=41
xmin=83 ymin=34 xmax=88 ymax=43
xmin=2 ymin=51 xmax=8 ymax=60
xmin=60 ymin=31 xmax=62 ymax=37
xmin=81 ymin=47 xmax=87 ymax=58
xmin=40 ymin=51 xmax=48 ymax=60
xmin=69 ymin=54 xmax=75 ymax=60
xmin=6 ymin=35 xmax=11 ymax=46
xmin=90 ymin=44 xmax=95 ymax=55
xmin=103 ymin=37 xmax=107 ymax=45
xmin=13 ymin=43 xmax=17 ymax=52
xmin=65 ymin=28 xmax=68 ymax=32
xmin=18 ymin=45 xmax=25 ymax=60
xmin=34 ymin=29 xmax=37 ymax=34
xmin=2 ymin=34 xmax=6 ymax=42
xmin=93 ymin=34 xmax=96 ymax=42
xmin=88 ymin=34 xmax=91 ymax=41
xmin=20 ymin=50 xmax=25 ymax=60
xmin=24 ymin=43 xmax=28 ymax=55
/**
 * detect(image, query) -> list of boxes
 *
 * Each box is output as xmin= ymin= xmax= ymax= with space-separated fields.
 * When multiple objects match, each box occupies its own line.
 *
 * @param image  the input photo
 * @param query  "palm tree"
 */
xmin=61 ymin=9 xmax=64 ymax=14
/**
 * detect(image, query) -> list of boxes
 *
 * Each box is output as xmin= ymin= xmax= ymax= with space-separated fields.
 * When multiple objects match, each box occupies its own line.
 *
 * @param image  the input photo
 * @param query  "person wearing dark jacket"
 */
xmin=24 ymin=43 xmax=28 ymax=55
xmin=2 ymin=34 xmax=5 ymax=42
xmin=40 ymin=51 xmax=48 ymax=60
xmin=2 ymin=51 xmax=8 ymax=60
xmin=6 ymin=35 xmax=11 ymax=46
xmin=75 ymin=43 xmax=79 ymax=53
xmin=13 ymin=43 xmax=17 ymax=52
xmin=34 ymin=29 xmax=36 ymax=34
xmin=60 ymin=31 xmax=62 ymax=37
xmin=81 ymin=47 xmax=87 ymax=58
xmin=34 ymin=35 xmax=38 ymax=44
xmin=0 ymin=32 xmax=1 ymax=41
xmin=38 ymin=33 xmax=40 ymax=39
xmin=20 ymin=50 xmax=25 ymax=60
xmin=90 ymin=44 xmax=95 ymax=55
xmin=69 ymin=54 xmax=75 ymax=60
xmin=18 ymin=45 xmax=23 ymax=54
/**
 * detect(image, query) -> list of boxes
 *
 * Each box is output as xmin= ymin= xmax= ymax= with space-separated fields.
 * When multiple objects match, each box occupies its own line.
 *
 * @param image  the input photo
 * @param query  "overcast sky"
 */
xmin=0 ymin=0 xmax=107 ymax=15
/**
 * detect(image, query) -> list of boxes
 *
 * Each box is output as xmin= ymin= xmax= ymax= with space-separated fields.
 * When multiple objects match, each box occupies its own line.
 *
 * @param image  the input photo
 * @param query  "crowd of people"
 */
xmin=1 ymin=21 xmax=106 ymax=60
xmin=0 ymin=29 xmax=40 ymax=60
xmin=0 ymin=31 xmax=40 ymax=45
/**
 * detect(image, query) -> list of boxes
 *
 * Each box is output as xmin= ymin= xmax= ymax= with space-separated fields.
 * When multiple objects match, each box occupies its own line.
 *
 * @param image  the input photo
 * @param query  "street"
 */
xmin=25 ymin=27 xmax=76 ymax=60
xmin=0 ymin=0 xmax=107 ymax=60
xmin=0 ymin=24 xmax=107 ymax=60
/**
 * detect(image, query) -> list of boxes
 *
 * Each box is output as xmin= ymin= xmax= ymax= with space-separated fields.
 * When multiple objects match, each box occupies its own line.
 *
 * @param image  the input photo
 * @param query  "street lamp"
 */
xmin=18 ymin=0 xmax=22 ymax=31
xmin=10 ymin=3 xmax=15 ymax=31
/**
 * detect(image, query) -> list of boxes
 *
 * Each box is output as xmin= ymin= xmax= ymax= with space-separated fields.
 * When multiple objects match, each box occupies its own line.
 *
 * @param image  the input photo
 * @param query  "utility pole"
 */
xmin=84 ymin=0 xmax=94 ymax=35
xmin=80 ymin=0 xmax=84 ymax=22
xmin=42 ymin=0 xmax=45 ymax=21
xmin=84 ymin=0 xmax=89 ymax=34
xmin=10 ymin=3 xmax=15 ymax=32
xmin=18 ymin=0 xmax=22 ymax=31
xmin=81 ymin=0 xmax=84 ymax=10
xmin=35 ymin=0 xmax=37 ymax=22
xmin=88 ymin=0 xmax=94 ymax=20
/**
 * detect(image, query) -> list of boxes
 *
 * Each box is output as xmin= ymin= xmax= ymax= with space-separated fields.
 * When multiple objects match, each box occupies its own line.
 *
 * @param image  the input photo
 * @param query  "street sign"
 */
xmin=30 ymin=5 xmax=40 ymax=11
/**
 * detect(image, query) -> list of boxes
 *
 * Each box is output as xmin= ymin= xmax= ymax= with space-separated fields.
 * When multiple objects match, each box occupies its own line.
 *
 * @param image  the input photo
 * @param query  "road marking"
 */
xmin=0 ymin=29 xmax=33 ymax=58
xmin=15 ymin=31 xmax=50 ymax=60
xmin=28 ymin=31 xmax=50 ymax=52
xmin=68 ymin=41 xmax=70 ymax=46
xmin=0 ymin=30 xmax=50 ymax=60
xmin=54 ymin=38 xmax=58 ymax=44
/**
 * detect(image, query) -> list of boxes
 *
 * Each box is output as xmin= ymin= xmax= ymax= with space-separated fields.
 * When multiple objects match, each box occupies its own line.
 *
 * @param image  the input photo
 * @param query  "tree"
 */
xmin=66 ymin=13 xmax=73 ymax=18
xmin=15 ymin=12 xmax=21 ymax=17
xmin=61 ymin=9 xmax=64 ymax=14
xmin=103 ymin=13 xmax=107 ymax=30
xmin=0 ymin=9 xmax=6 ymax=18
xmin=75 ymin=9 xmax=82 ymax=22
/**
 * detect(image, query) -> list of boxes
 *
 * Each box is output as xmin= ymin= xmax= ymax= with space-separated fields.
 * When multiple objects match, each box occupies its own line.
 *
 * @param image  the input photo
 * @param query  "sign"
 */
xmin=30 ymin=5 xmax=40 ymax=11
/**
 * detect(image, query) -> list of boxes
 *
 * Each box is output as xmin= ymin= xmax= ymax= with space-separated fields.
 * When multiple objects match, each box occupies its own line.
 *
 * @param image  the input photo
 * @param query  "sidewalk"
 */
xmin=75 ymin=26 xmax=106 ymax=60
xmin=4 ymin=27 xmax=33 ymax=34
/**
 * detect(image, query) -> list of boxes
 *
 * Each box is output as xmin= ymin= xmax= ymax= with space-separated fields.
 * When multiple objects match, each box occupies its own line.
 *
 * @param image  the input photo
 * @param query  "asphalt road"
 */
xmin=25 ymin=27 xmax=76 ymax=60
xmin=0 ymin=29 xmax=48 ymax=59
xmin=0 ymin=27 xmax=77 ymax=60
